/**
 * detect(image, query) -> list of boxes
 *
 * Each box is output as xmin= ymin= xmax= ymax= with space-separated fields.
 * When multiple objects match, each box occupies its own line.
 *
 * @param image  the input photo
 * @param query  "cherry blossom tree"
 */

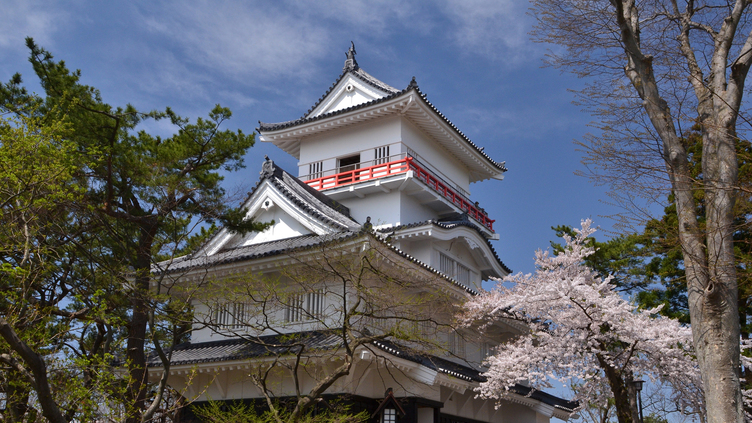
xmin=460 ymin=220 xmax=703 ymax=423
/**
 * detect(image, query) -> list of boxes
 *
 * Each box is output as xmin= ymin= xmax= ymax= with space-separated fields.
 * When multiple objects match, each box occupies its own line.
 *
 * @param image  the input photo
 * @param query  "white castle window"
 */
xmin=439 ymin=252 xmax=454 ymax=277
xmin=449 ymin=331 xmax=466 ymax=358
xmin=381 ymin=408 xmax=396 ymax=423
xmin=438 ymin=252 xmax=475 ymax=286
xmin=213 ymin=302 xmax=251 ymax=329
xmin=285 ymin=290 xmax=325 ymax=323
xmin=338 ymin=154 xmax=360 ymax=173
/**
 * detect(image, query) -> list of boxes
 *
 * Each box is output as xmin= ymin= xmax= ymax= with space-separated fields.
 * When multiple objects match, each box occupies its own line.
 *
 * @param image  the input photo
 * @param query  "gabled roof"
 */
xmin=302 ymin=46 xmax=399 ymax=119
xmin=178 ymin=157 xmax=360 ymax=259
xmin=256 ymin=157 xmax=360 ymax=231
xmin=377 ymin=217 xmax=512 ymax=275
xmin=257 ymin=45 xmax=507 ymax=181
xmin=370 ymin=339 xmax=578 ymax=413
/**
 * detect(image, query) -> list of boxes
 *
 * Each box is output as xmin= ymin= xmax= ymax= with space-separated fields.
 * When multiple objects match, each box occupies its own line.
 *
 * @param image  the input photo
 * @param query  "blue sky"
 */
xmin=0 ymin=0 xmax=632 ymax=276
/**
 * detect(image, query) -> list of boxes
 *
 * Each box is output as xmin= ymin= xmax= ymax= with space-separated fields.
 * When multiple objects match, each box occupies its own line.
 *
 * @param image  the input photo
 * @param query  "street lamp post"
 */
xmin=630 ymin=379 xmax=645 ymax=423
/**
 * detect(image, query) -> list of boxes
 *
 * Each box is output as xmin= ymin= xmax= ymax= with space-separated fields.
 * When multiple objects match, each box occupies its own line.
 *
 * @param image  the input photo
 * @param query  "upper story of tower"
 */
xmin=257 ymin=43 xmax=506 ymax=239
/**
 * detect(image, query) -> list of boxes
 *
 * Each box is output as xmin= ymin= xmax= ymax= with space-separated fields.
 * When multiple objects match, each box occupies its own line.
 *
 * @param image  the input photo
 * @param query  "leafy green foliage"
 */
xmin=0 ymin=38 xmax=269 ymax=422
xmin=192 ymin=399 xmax=369 ymax=423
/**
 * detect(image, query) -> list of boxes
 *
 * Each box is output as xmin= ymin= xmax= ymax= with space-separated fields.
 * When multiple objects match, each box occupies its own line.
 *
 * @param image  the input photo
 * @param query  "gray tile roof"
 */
xmin=261 ymin=158 xmax=360 ymax=232
xmin=152 ymin=330 xmax=343 ymax=366
xmin=158 ymin=231 xmax=360 ymax=274
xmin=159 ymin=228 xmax=481 ymax=296
xmin=156 ymin=330 xmax=577 ymax=412
xmin=370 ymin=339 xmax=577 ymax=411
xmin=300 ymin=60 xmax=400 ymax=120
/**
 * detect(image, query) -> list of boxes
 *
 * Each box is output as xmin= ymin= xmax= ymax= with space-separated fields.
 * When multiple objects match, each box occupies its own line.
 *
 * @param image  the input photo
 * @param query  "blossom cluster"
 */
xmin=460 ymin=219 xmax=703 ymax=415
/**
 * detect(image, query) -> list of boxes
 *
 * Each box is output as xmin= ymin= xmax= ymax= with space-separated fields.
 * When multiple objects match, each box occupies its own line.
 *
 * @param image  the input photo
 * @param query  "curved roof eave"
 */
xmin=258 ymin=84 xmax=507 ymax=177
xmin=377 ymin=220 xmax=511 ymax=276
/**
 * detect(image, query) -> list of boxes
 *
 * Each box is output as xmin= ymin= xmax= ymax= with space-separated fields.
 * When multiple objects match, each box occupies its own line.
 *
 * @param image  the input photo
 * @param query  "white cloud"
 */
xmin=136 ymin=1 xmax=331 ymax=82
xmin=125 ymin=0 xmax=538 ymax=92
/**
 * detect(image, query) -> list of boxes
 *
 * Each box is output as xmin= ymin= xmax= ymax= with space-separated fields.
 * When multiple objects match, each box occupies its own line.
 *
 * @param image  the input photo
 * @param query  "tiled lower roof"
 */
xmin=370 ymin=339 xmax=577 ymax=412
xmin=158 ymin=231 xmax=360 ymax=274
xmin=150 ymin=331 xmax=343 ymax=366
xmin=158 ymin=227 xmax=480 ymax=295
xmin=156 ymin=331 xmax=577 ymax=413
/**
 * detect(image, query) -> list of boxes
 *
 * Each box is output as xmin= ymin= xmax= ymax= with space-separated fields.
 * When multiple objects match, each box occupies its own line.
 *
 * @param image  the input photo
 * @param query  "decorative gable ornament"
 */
xmin=372 ymin=388 xmax=406 ymax=423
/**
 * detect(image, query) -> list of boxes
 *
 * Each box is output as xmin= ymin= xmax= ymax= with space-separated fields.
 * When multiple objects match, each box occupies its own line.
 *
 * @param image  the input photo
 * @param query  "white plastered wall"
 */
xmin=338 ymin=191 xmax=402 ymax=227
xmin=298 ymin=116 xmax=402 ymax=176
xmin=399 ymin=117 xmax=471 ymax=193
xmin=228 ymin=206 xmax=311 ymax=247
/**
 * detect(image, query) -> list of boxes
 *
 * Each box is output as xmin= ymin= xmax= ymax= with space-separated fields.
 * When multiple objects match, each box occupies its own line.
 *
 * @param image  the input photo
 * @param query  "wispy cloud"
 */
xmin=132 ymin=0 xmax=537 ymax=86
xmin=0 ymin=2 xmax=68 ymax=51
xmin=438 ymin=0 xmax=538 ymax=64
xmin=289 ymin=0 xmax=433 ymax=35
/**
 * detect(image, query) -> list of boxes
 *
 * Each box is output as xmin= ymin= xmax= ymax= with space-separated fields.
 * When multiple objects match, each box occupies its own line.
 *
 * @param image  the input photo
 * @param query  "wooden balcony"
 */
xmin=303 ymin=157 xmax=495 ymax=232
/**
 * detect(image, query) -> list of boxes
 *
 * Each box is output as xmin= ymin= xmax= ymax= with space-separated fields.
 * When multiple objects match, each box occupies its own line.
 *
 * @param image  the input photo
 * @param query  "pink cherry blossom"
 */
xmin=460 ymin=219 xmax=703 ymax=419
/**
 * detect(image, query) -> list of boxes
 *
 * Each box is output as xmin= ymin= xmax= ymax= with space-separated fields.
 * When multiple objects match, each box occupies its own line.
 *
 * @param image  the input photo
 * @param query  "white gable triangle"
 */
xmin=197 ymin=180 xmax=343 ymax=256
xmin=310 ymin=74 xmax=392 ymax=117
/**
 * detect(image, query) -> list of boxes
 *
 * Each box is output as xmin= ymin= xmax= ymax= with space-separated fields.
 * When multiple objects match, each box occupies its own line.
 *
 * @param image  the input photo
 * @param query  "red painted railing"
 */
xmin=303 ymin=157 xmax=495 ymax=232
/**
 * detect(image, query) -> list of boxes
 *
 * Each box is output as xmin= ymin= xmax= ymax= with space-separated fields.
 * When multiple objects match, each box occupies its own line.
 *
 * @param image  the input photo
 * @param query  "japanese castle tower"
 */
xmin=158 ymin=45 xmax=575 ymax=423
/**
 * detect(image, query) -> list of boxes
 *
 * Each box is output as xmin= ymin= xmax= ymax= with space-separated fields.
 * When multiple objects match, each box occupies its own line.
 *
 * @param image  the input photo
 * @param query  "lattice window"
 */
xmin=308 ymin=161 xmax=323 ymax=179
xmin=381 ymin=409 xmax=396 ymax=423
xmin=338 ymin=154 xmax=360 ymax=173
xmin=213 ymin=302 xmax=251 ymax=329
xmin=374 ymin=146 xmax=390 ymax=165
xmin=285 ymin=290 xmax=325 ymax=323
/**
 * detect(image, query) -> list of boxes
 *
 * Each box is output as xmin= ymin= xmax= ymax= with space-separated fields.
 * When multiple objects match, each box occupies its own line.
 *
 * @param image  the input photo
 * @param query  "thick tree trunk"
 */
xmin=125 ymin=223 xmax=158 ymax=423
xmin=597 ymin=354 xmax=637 ymax=423
xmin=691 ymin=117 xmax=743 ymax=422
xmin=609 ymin=2 xmax=745 ymax=420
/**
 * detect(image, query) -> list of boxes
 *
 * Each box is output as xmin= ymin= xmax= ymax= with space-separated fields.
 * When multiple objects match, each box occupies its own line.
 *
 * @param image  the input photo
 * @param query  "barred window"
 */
xmin=214 ymin=302 xmax=251 ymax=329
xmin=374 ymin=146 xmax=390 ymax=165
xmin=308 ymin=161 xmax=323 ymax=179
xmin=480 ymin=341 xmax=493 ymax=360
xmin=438 ymin=252 xmax=475 ymax=286
xmin=285 ymin=290 xmax=325 ymax=323
xmin=456 ymin=263 xmax=471 ymax=285
xmin=439 ymin=252 xmax=454 ymax=276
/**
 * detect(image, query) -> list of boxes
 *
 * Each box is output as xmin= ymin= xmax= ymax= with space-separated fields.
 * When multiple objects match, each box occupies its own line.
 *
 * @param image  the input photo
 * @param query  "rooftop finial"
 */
xmin=344 ymin=41 xmax=358 ymax=71
xmin=409 ymin=76 xmax=418 ymax=88
xmin=261 ymin=155 xmax=275 ymax=177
